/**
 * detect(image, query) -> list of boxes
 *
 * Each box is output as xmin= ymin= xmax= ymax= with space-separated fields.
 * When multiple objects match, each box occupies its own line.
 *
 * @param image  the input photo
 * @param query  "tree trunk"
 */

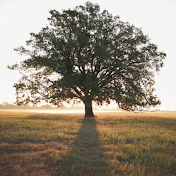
xmin=84 ymin=100 xmax=94 ymax=118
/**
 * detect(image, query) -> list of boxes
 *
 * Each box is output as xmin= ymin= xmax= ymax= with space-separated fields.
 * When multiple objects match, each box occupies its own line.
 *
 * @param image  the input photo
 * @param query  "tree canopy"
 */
xmin=9 ymin=1 xmax=166 ymax=117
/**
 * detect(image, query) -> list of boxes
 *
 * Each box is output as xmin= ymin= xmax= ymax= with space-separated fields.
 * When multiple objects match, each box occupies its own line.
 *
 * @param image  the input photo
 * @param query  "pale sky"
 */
xmin=0 ymin=0 xmax=176 ymax=110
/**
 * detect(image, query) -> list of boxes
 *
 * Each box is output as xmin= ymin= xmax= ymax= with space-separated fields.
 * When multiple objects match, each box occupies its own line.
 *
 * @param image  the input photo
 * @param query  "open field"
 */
xmin=0 ymin=111 xmax=176 ymax=176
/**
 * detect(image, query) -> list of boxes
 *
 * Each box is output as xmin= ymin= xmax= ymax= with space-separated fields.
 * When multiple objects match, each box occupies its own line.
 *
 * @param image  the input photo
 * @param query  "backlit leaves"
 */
xmin=9 ymin=1 xmax=166 ymax=111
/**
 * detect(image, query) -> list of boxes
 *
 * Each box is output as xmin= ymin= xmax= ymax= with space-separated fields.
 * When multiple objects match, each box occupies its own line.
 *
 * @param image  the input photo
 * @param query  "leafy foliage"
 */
xmin=9 ymin=1 xmax=166 ymax=112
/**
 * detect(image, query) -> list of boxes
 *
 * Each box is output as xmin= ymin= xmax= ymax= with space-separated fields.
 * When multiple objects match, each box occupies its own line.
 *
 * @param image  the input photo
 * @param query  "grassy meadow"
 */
xmin=0 ymin=111 xmax=176 ymax=176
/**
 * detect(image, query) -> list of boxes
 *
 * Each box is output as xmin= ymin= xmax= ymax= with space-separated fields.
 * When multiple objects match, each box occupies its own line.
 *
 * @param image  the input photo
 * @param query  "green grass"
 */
xmin=0 ymin=111 xmax=176 ymax=175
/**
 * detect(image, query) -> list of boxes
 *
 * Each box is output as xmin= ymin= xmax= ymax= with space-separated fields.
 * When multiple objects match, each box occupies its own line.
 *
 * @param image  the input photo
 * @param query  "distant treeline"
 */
xmin=0 ymin=102 xmax=127 ymax=111
xmin=0 ymin=102 xmax=84 ymax=110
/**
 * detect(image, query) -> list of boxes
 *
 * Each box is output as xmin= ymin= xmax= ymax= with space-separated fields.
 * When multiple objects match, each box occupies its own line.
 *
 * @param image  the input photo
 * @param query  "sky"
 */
xmin=0 ymin=0 xmax=176 ymax=110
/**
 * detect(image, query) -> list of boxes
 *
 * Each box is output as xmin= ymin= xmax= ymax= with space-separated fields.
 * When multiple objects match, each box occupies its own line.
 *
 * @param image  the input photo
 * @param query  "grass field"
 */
xmin=0 ymin=111 xmax=176 ymax=176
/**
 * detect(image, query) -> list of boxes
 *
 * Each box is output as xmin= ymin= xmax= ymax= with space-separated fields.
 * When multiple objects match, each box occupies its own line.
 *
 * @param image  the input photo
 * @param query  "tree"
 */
xmin=9 ymin=1 xmax=166 ymax=117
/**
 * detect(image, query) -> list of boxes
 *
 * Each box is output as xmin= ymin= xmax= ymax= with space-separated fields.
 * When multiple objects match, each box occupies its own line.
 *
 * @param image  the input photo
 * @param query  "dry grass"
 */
xmin=0 ymin=111 xmax=176 ymax=176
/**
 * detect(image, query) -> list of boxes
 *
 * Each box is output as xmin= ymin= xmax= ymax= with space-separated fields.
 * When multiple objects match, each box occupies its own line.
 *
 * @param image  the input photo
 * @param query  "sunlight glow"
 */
xmin=0 ymin=0 xmax=176 ymax=111
xmin=0 ymin=109 xmax=124 ymax=114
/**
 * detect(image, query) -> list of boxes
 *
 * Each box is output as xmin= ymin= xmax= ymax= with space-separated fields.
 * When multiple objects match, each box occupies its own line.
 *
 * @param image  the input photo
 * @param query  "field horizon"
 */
xmin=0 ymin=108 xmax=175 ymax=114
xmin=0 ymin=111 xmax=176 ymax=175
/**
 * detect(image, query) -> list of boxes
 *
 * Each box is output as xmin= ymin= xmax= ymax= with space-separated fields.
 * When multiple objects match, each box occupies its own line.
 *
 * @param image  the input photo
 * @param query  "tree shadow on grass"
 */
xmin=0 ymin=114 xmax=110 ymax=175
xmin=57 ymin=118 xmax=109 ymax=176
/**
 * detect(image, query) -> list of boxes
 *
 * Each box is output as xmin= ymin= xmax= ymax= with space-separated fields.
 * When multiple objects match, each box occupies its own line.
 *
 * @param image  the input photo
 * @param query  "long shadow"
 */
xmin=57 ymin=118 xmax=109 ymax=176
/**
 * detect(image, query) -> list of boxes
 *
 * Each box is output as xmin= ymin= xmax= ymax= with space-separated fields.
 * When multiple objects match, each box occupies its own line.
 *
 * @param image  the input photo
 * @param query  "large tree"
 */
xmin=9 ymin=1 xmax=166 ymax=117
